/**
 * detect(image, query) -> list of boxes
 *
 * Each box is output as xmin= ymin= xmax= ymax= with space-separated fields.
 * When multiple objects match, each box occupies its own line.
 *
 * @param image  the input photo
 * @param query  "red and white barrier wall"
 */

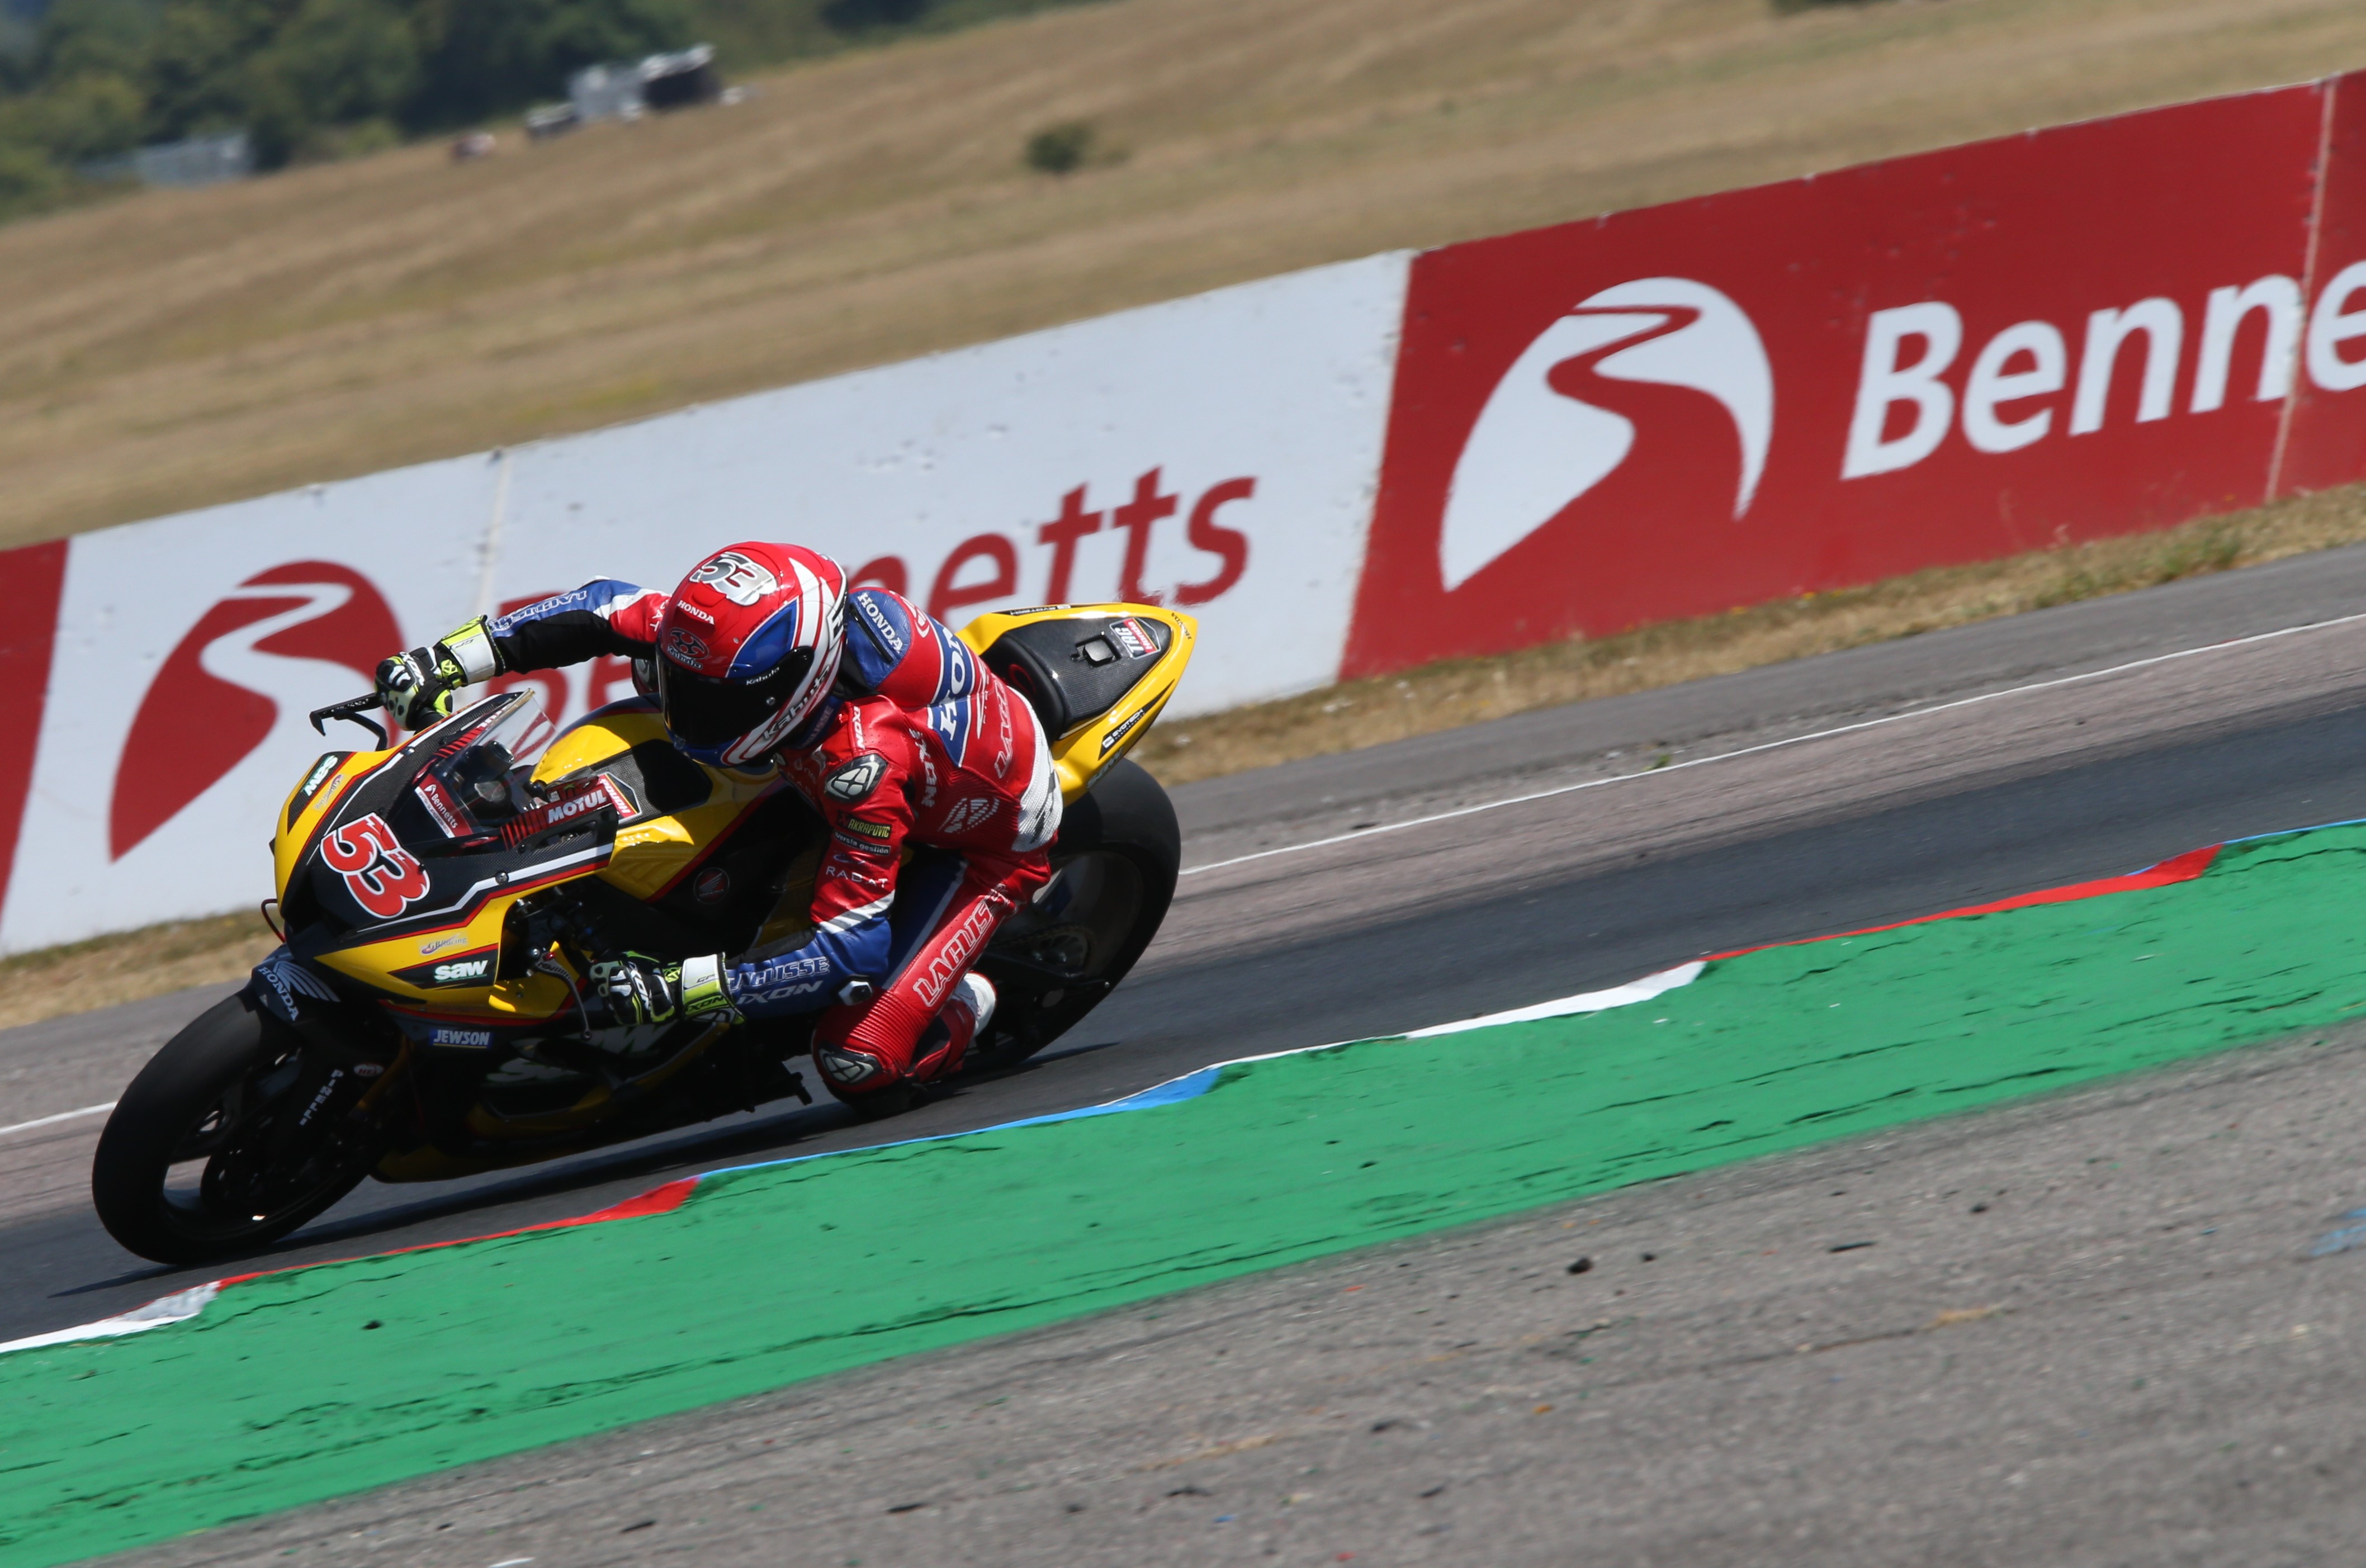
xmin=10 ymin=73 xmax=2366 ymax=951
xmin=0 ymin=258 xmax=1410 ymax=949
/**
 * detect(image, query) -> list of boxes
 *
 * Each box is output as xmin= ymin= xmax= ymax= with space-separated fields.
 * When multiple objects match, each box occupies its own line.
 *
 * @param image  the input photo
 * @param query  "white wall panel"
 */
xmin=493 ymin=253 xmax=1411 ymax=722
xmin=0 ymin=255 xmax=1411 ymax=950
xmin=2 ymin=458 xmax=494 ymax=950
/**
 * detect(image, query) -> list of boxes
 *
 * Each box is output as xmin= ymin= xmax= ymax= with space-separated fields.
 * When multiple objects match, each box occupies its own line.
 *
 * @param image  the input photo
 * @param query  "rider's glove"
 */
xmin=588 ymin=953 xmax=738 ymax=1029
xmin=375 ymin=647 xmax=456 ymax=729
xmin=373 ymin=617 xmax=504 ymax=730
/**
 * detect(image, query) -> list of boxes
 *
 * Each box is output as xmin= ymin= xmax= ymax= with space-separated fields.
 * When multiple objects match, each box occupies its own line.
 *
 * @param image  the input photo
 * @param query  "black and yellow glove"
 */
xmin=373 ymin=617 xmax=503 ymax=729
xmin=588 ymin=953 xmax=738 ymax=1030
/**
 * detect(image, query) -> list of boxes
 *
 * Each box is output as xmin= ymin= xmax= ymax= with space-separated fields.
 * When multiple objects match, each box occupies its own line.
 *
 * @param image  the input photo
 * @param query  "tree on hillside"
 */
xmin=243 ymin=0 xmax=422 ymax=161
xmin=0 ymin=0 xmax=692 ymax=182
xmin=141 ymin=2 xmax=258 ymax=140
xmin=0 ymin=0 xmax=1108 ymax=220
xmin=35 ymin=0 xmax=153 ymax=83
xmin=408 ymin=0 xmax=689 ymax=126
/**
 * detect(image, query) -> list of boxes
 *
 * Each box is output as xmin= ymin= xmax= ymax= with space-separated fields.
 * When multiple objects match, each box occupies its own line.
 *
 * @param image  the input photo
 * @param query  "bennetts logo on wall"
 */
xmin=1343 ymin=79 xmax=2366 ymax=679
xmin=1440 ymin=277 xmax=1773 ymax=594
xmin=111 ymin=561 xmax=399 ymax=860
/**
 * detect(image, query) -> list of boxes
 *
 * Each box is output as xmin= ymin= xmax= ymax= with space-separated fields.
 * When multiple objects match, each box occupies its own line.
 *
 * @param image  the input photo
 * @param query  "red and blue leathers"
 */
xmin=485 ymin=575 xmax=1062 ymax=1090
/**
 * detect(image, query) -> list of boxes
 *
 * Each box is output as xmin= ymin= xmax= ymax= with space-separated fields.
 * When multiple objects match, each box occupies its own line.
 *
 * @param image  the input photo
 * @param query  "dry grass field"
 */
xmin=3 ymin=0 xmax=2365 ymax=549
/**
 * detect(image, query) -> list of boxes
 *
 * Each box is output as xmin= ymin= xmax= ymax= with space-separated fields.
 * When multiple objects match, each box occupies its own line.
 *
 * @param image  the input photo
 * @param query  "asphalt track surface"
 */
xmin=17 ymin=543 xmax=2366 ymax=1562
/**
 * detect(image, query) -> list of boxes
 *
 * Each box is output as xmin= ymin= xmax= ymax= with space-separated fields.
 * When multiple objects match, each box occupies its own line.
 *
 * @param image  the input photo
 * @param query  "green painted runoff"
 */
xmin=7 ymin=824 xmax=2366 ymax=1567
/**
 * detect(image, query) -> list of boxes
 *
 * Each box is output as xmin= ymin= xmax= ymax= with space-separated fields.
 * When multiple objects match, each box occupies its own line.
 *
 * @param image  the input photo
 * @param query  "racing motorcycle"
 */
xmin=91 ymin=604 xmax=1195 ymax=1265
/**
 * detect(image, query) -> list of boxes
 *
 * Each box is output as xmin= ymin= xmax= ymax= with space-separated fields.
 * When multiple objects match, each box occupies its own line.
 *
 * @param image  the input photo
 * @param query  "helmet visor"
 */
xmin=656 ymin=646 xmax=817 ymax=748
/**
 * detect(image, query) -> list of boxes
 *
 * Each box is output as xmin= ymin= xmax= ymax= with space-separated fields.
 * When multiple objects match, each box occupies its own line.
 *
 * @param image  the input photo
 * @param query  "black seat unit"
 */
xmin=980 ymin=613 xmax=1173 ymax=737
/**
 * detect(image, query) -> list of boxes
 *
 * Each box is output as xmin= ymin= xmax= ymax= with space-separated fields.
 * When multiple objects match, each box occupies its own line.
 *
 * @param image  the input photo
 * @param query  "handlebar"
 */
xmin=310 ymin=693 xmax=389 ymax=748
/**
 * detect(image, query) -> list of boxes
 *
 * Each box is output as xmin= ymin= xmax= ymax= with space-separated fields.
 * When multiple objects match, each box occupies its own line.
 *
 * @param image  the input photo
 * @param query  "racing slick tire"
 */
xmin=92 ymin=996 xmax=385 ymax=1266
xmin=970 ymin=757 xmax=1180 ymax=1073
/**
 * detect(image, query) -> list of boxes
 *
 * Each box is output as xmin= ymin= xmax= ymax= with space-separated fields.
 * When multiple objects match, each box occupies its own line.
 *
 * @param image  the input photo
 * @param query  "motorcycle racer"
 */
xmin=374 ymin=543 xmax=1063 ymax=1112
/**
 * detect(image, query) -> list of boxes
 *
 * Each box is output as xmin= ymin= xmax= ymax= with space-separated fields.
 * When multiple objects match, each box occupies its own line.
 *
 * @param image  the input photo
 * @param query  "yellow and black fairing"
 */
xmin=959 ymin=603 xmax=1196 ymax=798
xmin=275 ymin=695 xmax=611 ymax=1020
xmin=269 ymin=690 xmax=829 ymax=1177
xmin=259 ymin=605 xmax=1195 ymax=1179
xmin=275 ymin=693 xmax=820 ymax=1008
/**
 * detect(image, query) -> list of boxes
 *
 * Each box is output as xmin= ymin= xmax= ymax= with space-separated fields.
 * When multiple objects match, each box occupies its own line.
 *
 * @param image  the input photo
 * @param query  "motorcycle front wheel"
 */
xmin=91 ymin=996 xmax=386 ymax=1266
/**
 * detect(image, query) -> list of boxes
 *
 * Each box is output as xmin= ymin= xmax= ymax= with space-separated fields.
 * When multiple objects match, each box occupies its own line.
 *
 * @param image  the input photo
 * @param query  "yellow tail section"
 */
xmin=959 ymin=603 xmax=1195 ymax=802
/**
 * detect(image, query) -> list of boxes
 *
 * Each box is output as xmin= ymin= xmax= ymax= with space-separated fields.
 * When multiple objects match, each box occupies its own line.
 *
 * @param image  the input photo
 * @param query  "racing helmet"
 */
xmin=652 ymin=543 xmax=847 ymax=768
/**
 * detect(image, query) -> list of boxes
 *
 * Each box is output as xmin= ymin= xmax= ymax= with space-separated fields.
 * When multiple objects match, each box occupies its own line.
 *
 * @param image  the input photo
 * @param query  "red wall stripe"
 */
xmin=0 ymin=541 xmax=69 ymax=923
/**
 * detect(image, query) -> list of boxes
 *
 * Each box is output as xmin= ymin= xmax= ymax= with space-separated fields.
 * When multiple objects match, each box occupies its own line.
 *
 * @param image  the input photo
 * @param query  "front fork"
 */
xmin=244 ymin=956 xmax=421 ymax=1154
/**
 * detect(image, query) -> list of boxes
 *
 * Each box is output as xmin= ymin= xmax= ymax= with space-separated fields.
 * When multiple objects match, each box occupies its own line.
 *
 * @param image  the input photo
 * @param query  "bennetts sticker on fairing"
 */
xmin=413 ymin=775 xmax=470 ymax=839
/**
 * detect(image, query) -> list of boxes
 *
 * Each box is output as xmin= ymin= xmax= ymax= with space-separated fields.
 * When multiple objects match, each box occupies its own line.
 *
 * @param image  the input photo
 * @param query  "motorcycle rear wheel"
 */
xmin=91 ymin=996 xmax=385 ymax=1266
xmin=971 ymin=756 xmax=1180 ymax=1072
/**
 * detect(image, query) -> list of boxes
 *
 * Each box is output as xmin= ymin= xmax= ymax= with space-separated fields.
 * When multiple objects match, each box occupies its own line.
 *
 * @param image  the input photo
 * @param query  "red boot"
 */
xmin=909 ymin=973 xmax=996 ymax=1083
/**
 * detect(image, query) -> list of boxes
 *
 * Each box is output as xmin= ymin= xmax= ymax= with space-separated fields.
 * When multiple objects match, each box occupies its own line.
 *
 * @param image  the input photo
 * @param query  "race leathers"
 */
xmin=485 ymin=578 xmax=1063 ymax=1088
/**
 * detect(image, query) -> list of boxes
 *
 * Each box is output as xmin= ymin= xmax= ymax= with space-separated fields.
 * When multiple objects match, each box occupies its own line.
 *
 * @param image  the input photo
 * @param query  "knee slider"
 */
xmin=813 ymin=1041 xmax=889 ymax=1088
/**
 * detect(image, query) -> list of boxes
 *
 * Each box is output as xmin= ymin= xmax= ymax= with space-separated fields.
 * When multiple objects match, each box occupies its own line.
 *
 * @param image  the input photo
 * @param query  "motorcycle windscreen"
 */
xmin=295 ymin=692 xmax=619 ymax=941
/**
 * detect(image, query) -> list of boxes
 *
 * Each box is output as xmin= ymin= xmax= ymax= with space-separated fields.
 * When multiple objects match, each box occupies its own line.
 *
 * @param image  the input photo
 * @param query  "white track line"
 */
xmin=1403 ymin=961 xmax=1705 ymax=1036
xmin=0 ymin=1102 xmax=114 ymax=1140
xmin=1181 ymin=610 xmax=2366 ymax=878
xmin=0 ymin=1283 xmax=217 ymax=1356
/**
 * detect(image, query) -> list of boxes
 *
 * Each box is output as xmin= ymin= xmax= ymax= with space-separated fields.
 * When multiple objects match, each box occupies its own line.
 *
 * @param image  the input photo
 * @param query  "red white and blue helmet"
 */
xmin=654 ymin=543 xmax=846 ymax=768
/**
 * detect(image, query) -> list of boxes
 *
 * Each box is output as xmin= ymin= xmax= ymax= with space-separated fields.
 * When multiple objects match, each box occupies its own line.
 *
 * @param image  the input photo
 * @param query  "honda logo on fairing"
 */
xmin=1438 ymin=277 xmax=1774 ymax=591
